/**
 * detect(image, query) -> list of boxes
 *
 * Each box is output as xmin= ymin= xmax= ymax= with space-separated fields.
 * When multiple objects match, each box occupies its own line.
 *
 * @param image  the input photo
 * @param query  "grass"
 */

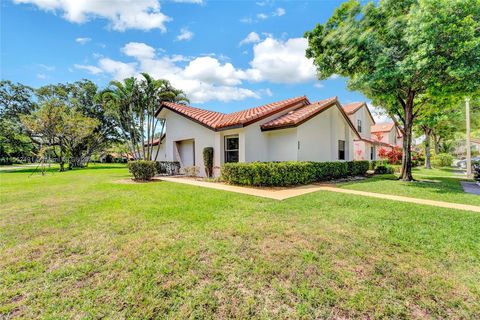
xmin=339 ymin=166 xmax=480 ymax=206
xmin=1 ymin=164 xmax=480 ymax=319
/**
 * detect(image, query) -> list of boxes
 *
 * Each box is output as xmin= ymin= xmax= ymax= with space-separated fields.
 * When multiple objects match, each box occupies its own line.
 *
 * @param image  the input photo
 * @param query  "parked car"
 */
xmin=457 ymin=157 xmax=480 ymax=169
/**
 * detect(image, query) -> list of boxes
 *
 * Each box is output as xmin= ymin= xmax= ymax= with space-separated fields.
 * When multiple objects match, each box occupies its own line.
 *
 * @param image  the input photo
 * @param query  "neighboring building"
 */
xmin=154 ymin=96 xmax=360 ymax=177
xmin=371 ymin=122 xmax=403 ymax=147
xmin=343 ymin=102 xmax=397 ymax=160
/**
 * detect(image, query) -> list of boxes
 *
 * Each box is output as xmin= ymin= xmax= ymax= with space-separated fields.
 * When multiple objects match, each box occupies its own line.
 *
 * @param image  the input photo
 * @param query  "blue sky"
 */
xmin=1 ymin=0 xmax=378 ymax=116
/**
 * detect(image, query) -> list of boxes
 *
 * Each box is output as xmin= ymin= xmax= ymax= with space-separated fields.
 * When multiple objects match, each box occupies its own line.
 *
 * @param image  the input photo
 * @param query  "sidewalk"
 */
xmin=159 ymin=177 xmax=480 ymax=213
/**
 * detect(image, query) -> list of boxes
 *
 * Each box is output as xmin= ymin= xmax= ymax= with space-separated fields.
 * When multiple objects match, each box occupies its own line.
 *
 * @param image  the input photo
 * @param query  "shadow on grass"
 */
xmin=341 ymin=173 xmax=468 ymax=197
xmin=0 ymin=163 xmax=127 ymax=174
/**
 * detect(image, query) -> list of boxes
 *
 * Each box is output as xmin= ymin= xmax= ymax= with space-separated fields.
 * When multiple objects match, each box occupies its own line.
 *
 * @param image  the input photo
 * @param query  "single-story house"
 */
xmin=154 ymin=96 xmax=361 ymax=177
xmin=343 ymin=102 xmax=397 ymax=160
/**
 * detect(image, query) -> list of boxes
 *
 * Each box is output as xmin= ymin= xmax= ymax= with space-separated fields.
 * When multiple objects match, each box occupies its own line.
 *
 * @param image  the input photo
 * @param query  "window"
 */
xmin=224 ymin=135 xmax=239 ymax=163
xmin=370 ymin=146 xmax=375 ymax=160
xmin=357 ymin=119 xmax=362 ymax=133
xmin=338 ymin=140 xmax=346 ymax=160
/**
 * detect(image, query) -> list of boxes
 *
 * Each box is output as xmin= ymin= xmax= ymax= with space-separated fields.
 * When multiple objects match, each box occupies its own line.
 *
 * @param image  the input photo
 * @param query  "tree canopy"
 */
xmin=305 ymin=0 xmax=480 ymax=180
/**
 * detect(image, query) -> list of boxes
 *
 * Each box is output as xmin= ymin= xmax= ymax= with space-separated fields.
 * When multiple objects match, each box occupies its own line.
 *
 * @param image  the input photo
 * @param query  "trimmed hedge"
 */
xmin=156 ymin=161 xmax=180 ymax=175
xmin=374 ymin=165 xmax=395 ymax=174
xmin=128 ymin=160 xmax=157 ymax=181
xmin=221 ymin=160 xmax=369 ymax=186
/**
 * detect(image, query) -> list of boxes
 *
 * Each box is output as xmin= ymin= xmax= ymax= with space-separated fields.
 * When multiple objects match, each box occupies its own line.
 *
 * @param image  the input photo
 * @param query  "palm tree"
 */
xmin=97 ymin=74 xmax=188 ymax=161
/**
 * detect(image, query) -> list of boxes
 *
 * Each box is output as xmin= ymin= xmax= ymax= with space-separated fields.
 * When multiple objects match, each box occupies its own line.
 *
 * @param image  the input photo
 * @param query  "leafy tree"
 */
xmin=21 ymin=99 xmax=98 ymax=171
xmin=36 ymin=80 xmax=118 ymax=167
xmin=0 ymin=81 xmax=37 ymax=159
xmin=98 ymin=74 xmax=188 ymax=161
xmin=305 ymin=0 xmax=480 ymax=180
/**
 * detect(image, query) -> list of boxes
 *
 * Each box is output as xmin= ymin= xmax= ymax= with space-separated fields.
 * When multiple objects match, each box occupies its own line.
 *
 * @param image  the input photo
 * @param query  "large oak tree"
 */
xmin=305 ymin=0 xmax=480 ymax=180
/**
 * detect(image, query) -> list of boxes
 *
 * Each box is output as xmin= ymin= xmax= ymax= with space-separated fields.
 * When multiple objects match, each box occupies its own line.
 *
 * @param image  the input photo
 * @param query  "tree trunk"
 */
xmin=399 ymin=98 xmax=414 ymax=181
xmin=59 ymin=139 xmax=65 ymax=172
xmin=432 ymin=133 xmax=440 ymax=154
xmin=424 ymin=127 xmax=432 ymax=169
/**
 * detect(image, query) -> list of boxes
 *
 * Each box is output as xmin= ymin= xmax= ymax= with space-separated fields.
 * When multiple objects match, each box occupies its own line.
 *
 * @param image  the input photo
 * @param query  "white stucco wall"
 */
xmin=158 ymin=109 xmax=215 ymax=176
xmin=266 ymin=128 xmax=298 ymax=161
xmin=158 ymin=102 xmax=357 ymax=177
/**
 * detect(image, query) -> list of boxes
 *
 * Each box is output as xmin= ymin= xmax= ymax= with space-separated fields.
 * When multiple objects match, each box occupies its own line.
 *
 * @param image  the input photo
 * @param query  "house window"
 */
xmin=357 ymin=119 xmax=362 ymax=133
xmin=338 ymin=140 xmax=346 ymax=160
xmin=224 ymin=135 xmax=239 ymax=163
xmin=370 ymin=146 xmax=375 ymax=160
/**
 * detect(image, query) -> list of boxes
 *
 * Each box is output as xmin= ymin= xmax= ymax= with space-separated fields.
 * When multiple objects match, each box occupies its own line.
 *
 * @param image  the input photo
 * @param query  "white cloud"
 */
xmin=256 ymin=13 xmax=268 ymax=20
xmin=75 ymin=36 xmax=317 ymax=102
xmin=74 ymin=64 xmax=103 ymax=75
xmin=171 ymin=0 xmax=203 ymax=3
xmin=98 ymin=58 xmax=137 ymax=80
xmin=75 ymin=37 xmax=91 ymax=45
xmin=176 ymin=28 xmax=194 ymax=41
xmin=13 ymin=0 xmax=171 ymax=31
xmin=37 ymin=73 xmax=47 ymax=79
xmin=122 ymin=42 xmax=156 ymax=59
xmin=247 ymin=37 xmax=317 ymax=83
xmin=239 ymin=17 xmax=254 ymax=24
xmin=37 ymin=64 xmax=55 ymax=71
xmin=183 ymin=57 xmax=246 ymax=86
xmin=273 ymin=8 xmax=285 ymax=16
xmin=239 ymin=32 xmax=261 ymax=46
xmin=314 ymin=83 xmax=324 ymax=88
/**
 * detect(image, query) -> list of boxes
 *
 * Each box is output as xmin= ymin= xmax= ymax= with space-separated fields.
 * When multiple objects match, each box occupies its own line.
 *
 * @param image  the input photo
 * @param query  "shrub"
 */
xmin=433 ymin=153 xmax=453 ymax=167
xmin=221 ymin=161 xmax=369 ymax=186
xmin=156 ymin=161 xmax=180 ymax=175
xmin=374 ymin=165 xmax=395 ymax=174
xmin=128 ymin=160 xmax=157 ymax=181
xmin=369 ymin=160 xmax=386 ymax=171
xmin=203 ymin=147 xmax=214 ymax=177
xmin=347 ymin=160 xmax=369 ymax=176
xmin=379 ymin=146 xmax=402 ymax=165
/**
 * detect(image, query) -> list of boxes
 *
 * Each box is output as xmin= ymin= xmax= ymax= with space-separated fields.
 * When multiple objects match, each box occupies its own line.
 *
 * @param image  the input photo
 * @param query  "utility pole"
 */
xmin=466 ymin=97 xmax=472 ymax=177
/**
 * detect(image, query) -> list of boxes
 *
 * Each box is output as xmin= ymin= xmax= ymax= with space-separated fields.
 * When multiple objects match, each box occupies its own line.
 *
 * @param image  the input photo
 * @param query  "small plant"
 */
xmin=156 ymin=161 xmax=180 ymax=175
xmin=374 ymin=165 xmax=394 ymax=175
xmin=378 ymin=147 xmax=402 ymax=165
xmin=128 ymin=160 xmax=157 ymax=181
xmin=432 ymin=153 xmax=453 ymax=167
xmin=203 ymin=147 xmax=214 ymax=178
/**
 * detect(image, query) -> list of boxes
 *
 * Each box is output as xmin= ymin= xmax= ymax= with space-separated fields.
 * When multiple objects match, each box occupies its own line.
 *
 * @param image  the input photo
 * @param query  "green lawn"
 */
xmin=1 ymin=165 xmax=479 ymax=319
xmin=339 ymin=167 xmax=480 ymax=206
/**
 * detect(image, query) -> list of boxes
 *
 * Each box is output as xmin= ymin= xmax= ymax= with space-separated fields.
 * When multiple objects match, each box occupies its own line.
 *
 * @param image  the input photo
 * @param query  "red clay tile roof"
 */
xmin=158 ymin=96 xmax=309 ymax=130
xmin=343 ymin=101 xmax=376 ymax=125
xmin=343 ymin=102 xmax=364 ymax=115
xmin=357 ymin=136 xmax=395 ymax=148
xmin=371 ymin=122 xmax=395 ymax=133
xmin=260 ymin=97 xmax=337 ymax=130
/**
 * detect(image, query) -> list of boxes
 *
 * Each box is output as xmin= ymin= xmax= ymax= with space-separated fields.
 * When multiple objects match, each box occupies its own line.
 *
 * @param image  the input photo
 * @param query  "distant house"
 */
xmin=343 ymin=102 xmax=399 ymax=161
xmin=154 ymin=96 xmax=361 ymax=176
xmin=371 ymin=122 xmax=403 ymax=147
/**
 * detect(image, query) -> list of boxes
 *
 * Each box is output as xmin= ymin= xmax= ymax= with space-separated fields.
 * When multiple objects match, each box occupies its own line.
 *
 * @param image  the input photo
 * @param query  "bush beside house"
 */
xmin=222 ymin=161 xmax=369 ymax=186
xmin=156 ymin=161 xmax=180 ymax=175
xmin=128 ymin=160 xmax=157 ymax=181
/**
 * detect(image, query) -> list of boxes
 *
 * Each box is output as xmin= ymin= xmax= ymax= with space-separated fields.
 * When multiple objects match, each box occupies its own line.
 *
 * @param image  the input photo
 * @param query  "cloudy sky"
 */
xmin=2 ymin=0 xmax=384 ymax=117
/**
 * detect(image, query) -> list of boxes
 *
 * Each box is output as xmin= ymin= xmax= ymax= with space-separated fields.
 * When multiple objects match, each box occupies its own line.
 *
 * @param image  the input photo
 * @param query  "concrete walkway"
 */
xmin=159 ymin=177 xmax=480 ymax=213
